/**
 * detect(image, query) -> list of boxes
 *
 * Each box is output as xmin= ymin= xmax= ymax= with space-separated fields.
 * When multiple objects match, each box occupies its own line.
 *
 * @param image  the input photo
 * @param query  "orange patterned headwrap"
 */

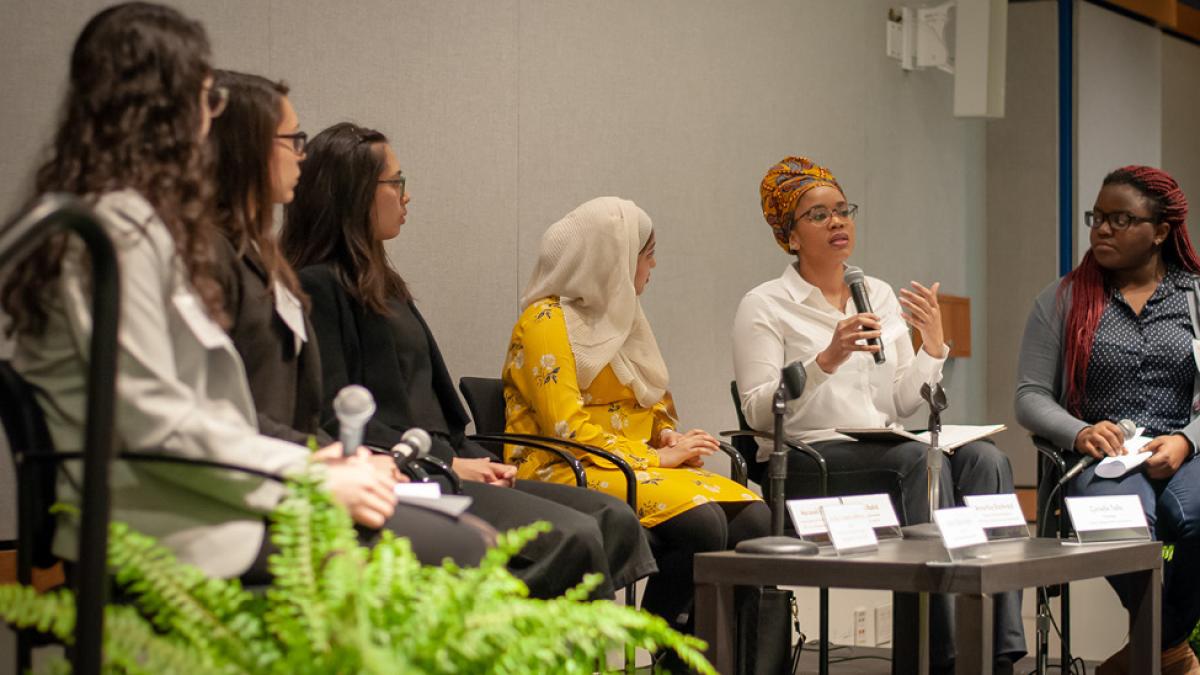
xmin=759 ymin=156 xmax=842 ymax=252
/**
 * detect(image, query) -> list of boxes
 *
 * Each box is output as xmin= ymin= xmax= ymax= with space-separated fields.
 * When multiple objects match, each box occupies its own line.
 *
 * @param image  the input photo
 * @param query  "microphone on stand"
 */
xmin=843 ymin=265 xmax=885 ymax=365
xmin=333 ymin=385 xmax=376 ymax=458
xmin=392 ymin=428 xmax=432 ymax=474
xmin=735 ymin=360 xmax=819 ymax=555
xmin=1057 ymin=419 xmax=1137 ymax=487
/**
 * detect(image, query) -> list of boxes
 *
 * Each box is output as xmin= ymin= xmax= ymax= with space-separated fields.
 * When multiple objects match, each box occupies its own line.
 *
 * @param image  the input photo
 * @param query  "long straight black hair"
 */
xmin=281 ymin=122 xmax=409 ymax=313
xmin=209 ymin=70 xmax=305 ymax=306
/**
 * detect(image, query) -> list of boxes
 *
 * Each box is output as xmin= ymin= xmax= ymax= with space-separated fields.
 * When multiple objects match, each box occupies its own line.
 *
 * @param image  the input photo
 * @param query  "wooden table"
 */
xmin=695 ymin=538 xmax=1161 ymax=675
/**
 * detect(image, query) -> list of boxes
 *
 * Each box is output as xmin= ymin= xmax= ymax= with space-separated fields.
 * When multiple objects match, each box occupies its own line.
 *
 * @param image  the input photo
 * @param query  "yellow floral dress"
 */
xmin=502 ymin=297 xmax=761 ymax=527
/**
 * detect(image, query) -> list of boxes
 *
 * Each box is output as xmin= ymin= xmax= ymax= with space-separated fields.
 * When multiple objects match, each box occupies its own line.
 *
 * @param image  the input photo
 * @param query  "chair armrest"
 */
xmin=493 ymin=433 xmax=639 ymax=511
xmin=1031 ymin=435 xmax=1070 ymax=474
xmin=30 ymin=451 xmax=287 ymax=483
xmin=719 ymin=430 xmax=829 ymax=496
xmin=715 ymin=441 xmax=748 ymax=486
xmin=468 ymin=433 xmax=587 ymax=487
xmin=416 ymin=456 xmax=463 ymax=495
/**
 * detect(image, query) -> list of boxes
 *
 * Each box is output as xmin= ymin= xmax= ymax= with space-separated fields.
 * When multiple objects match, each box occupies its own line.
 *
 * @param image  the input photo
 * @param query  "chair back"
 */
xmin=458 ymin=376 xmax=506 ymax=434
xmin=728 ymin=381 xmax=767 ymax=484
xmin=0 ymin=360 xmax=60 ymax=573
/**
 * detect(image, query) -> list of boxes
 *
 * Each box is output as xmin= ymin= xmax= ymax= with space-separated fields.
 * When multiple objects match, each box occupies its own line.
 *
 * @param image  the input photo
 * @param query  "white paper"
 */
xmin=1096 ymin=451 xmax=1152 ymax=479
xmin=394 ymin=482 xmax=442 ymax=499
xmin=273 ymin=281 xmax=308 ymax=353
xmin=838 ymin=493 xmax=901 ymax=529
xmin=1065 ymin=495 xmax=1148 ymax=533
xmin=786 ymin=497 xmax=842 ymax=536
xmin=913 ymin=424 xmax=1006 ymax=450
xmin=933 ymin=507 xmax=989 ymax=550
xmin=962 ymin=494 xmax=1027 ymax=529
xmin=820 ymin=504 xmax=878 ymax=553
xmin=172 ymin=293 xmax=231 ymax=350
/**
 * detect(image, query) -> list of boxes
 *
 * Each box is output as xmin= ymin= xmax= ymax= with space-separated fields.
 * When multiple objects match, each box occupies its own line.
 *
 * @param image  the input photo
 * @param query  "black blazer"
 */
xmin=214 ymin=235 xmax=327 ymax=446
xmin=298 ymin=263 xmax=490 ymax=461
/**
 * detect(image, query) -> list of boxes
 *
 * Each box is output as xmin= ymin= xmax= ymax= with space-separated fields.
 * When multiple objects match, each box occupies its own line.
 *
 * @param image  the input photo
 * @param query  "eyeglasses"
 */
xmin=797 ymin=203 xmax=859 ymax=225
xmin=378 ymin=175 xmax=405 ymax=200
xmin=276 ymin=131 xmax=307 ymax=154
xmin=206 ymin=85 xmax=228 ymax=119
xmin=1084 ymin=209 xmax=1155 ymax=231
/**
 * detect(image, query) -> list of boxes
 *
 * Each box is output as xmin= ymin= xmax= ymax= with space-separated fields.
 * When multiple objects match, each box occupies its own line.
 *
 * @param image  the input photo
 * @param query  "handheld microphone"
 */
xmin=333 ymin=385 xmax=376 ymax=457
xmin=392 ymin=427 xmax=432 ymax=473
xmin=843 ymin=266 xmax=885 ymax=364
xmin=1058 ymin=419 xmax=1137 ymax=487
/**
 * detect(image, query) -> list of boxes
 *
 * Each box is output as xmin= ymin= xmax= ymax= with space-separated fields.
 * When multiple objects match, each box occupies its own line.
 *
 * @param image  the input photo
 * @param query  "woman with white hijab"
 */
xmin=503 ymin=196 xmax=767 ymax=634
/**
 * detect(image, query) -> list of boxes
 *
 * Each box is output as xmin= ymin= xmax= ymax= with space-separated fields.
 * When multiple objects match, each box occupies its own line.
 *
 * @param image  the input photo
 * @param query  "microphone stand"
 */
xmin=901 ymin=383 xmax=949 ymax=540
xmin=735 ymin=374 xmax=818 ymax=555
xmin=924 ymin=382 xmax=947 ymax=519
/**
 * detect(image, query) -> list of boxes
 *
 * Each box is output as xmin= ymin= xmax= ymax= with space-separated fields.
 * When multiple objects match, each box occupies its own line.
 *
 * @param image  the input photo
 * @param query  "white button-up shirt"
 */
xmin=732 ymin=264 xmax=946 ymax=460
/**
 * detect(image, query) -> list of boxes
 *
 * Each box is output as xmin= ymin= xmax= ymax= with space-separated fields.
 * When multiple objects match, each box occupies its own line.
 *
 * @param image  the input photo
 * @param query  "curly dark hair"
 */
xmin=281 ymin=122 xmax=410 ymax=314
xmin=209 ymin=70 xmax=306 ymax=308
xmin=1 ymin=2 xmax=224 ymax=335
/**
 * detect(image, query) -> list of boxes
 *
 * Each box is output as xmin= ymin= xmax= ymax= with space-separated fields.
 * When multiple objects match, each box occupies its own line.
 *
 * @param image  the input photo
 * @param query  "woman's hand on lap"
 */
xmin=1144 ymin=434 xmax=1192 ymax=479
xmin=1073 ymin=421 xmax=1127 ymax=459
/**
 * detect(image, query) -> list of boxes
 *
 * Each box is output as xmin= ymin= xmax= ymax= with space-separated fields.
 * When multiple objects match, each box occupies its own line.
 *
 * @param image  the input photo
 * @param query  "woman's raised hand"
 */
xmin=899 ymin=281 xmax=946 ymax=358
xmin=816 ymin=312 xmax=882 ymax=373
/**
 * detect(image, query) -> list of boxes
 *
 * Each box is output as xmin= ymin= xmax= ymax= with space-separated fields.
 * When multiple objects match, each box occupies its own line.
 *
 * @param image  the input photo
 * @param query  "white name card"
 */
xmin=394 ymin=482 xmax=442 ymax=499
xmin=839 ymin=493 xmax=901 ymax=529
xmin=933 ymin=507 xmax=989 ymax=550
xmin=786 ymin=497 xmax=842 ymax=536
xmin=821 ymin=504 xmax=878 ymax=553
xmin=962 ymin=494 xmax=1027 ymax=529
xmin=1065 ymin=495 xmax=1148 ymax=533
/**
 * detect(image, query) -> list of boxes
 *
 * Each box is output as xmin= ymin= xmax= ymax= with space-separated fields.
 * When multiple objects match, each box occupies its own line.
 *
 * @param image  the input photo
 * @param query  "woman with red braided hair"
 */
xmin=1017 ymin=166 xmax=1200 ymax=675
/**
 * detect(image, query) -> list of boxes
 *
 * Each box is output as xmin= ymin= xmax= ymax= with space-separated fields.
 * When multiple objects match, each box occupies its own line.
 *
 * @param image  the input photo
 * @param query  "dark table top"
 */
xmin=694 ymin=537 xmax=1161 ymax=594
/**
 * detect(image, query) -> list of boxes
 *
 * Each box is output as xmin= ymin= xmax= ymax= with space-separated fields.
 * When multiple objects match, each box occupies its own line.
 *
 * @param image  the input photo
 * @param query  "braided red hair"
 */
xmin=1060 ymin=166 xmax=1200 ymax=415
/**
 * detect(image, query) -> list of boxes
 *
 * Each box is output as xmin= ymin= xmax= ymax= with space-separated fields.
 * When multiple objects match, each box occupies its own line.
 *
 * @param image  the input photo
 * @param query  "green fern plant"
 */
xmin=0 ymin=470 xmax=714 ymax=674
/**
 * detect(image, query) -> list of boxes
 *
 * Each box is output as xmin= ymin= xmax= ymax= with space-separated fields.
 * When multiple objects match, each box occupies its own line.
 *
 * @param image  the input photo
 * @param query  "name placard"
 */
xmin=839 ymin=493 xmax=901 ymax=529
xmin=1065 ymin=495 xmax=1150 ymax=543
xmin=963 ymin=494 xmax=1030 ymax=540
xmin=786 ymin=497 xmax=842 ymax=537
xmin=820 ymin=504 xmax=879 ymax=555
xmin=933 ymin=507 xmax=989 ymax=551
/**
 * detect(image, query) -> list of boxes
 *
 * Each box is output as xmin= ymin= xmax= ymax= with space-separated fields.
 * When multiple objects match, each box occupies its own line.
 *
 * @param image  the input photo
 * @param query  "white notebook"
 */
xmin=835 ymin=424 xmax=1006 ymax=454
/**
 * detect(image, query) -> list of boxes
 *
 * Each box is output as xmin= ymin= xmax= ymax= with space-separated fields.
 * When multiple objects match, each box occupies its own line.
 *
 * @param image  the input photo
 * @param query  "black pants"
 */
xmin=462 ymin=479 xmax=657 ymax=599
xmin=778 ymin=439 xmax=1027 ymax=665
xmin=240 ymin=499 xmax=492 ymax=584
xmin=642 ymin=500 xmax=771 ymax=630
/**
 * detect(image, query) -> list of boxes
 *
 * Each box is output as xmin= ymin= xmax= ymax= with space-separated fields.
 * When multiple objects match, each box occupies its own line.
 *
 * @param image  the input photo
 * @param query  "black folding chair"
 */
xmin=1032 ymin=435 xmax=1075 ymax=672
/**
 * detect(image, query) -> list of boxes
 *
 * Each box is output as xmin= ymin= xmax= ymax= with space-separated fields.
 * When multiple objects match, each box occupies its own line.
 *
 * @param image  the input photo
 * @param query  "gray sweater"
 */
xmin=1014 ymin=279 xmax=1200 ymax=451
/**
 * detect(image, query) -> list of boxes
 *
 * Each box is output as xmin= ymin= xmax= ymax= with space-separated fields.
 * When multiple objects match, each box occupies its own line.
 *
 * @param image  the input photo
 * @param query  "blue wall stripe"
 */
xmin=1058 ymin=0 xmax=1074 ymax=277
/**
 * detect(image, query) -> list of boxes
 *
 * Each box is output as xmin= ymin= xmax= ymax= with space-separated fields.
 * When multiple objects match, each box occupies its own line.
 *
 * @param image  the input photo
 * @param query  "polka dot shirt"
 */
xmin=1079 ymin=266 xmax=1197 ymax=437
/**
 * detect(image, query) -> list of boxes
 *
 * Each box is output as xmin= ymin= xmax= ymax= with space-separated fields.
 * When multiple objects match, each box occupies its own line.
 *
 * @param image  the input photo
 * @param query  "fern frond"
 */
xmin=107 ymin=521 xmax=269 ymax=672
xmin=0 ymin=585 xmax=75 ymax=640
xmin=102 ymin=603 xmax=230 ymax=675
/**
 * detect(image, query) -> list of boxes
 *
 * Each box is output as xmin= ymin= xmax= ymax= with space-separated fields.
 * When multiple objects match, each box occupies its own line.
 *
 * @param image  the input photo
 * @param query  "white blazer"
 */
xmin=14 ymin=189 xmax=311 ymax=578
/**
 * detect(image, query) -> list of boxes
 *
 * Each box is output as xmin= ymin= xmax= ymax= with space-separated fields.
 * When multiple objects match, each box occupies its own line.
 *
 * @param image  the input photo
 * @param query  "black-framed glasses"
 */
xmin=206 ymin=85 xmax=228 ymax=119
xmin=1084 ymin=209 xmax=1154 ymax=231
xmin=276 ymin=131 xmax=307 ymax=154
xmin=797 ymin=203 xmax=859 ymax=225
xmin=378 ymin=175 xmax=405 ymax=200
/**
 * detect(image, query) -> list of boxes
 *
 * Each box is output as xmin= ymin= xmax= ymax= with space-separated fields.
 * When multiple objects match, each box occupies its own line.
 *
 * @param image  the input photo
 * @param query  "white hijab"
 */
xmin=520 ymin=196 xmax=669 ymax=408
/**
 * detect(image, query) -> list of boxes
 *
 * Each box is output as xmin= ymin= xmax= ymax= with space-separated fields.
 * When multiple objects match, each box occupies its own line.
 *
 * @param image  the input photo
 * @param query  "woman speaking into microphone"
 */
xmin=731 ymin=156 xmax=1025 ymax=672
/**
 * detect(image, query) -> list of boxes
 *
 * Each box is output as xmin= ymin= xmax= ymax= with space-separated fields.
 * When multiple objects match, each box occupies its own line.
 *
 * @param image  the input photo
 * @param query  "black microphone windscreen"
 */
xmin=781 ymin=361 xmax=807 ymax=400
